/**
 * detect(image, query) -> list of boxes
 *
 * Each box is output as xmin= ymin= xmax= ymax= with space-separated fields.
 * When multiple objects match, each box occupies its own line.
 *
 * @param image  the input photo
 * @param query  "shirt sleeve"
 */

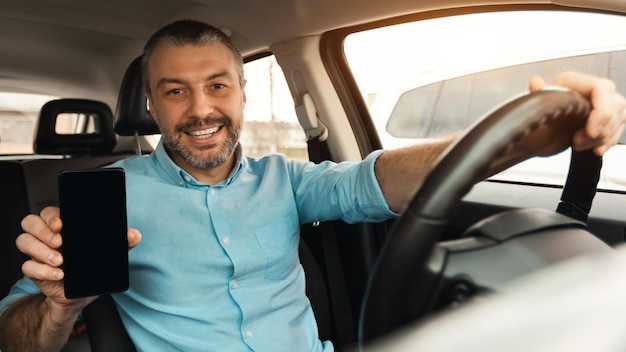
xmin=293 ymin=149 xmax=398 ymax=224
xmin=0 ymin=277 xmax=41 ymax=315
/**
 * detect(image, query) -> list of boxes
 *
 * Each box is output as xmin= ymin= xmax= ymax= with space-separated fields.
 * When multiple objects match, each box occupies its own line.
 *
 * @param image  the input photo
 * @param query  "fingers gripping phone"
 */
xmin=58 ymin=168 xmax=129 ymax=299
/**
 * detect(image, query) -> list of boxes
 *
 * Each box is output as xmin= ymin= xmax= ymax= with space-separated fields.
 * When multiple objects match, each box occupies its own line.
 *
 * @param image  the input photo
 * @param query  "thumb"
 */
xmin=528 ymin=76 xmax=548 ymax=92
xmin=128 ymin=228 xmax=142 ymax=250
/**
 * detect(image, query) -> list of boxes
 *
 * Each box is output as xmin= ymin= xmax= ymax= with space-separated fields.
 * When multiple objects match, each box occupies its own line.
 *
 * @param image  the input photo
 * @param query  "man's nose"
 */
xmin=188 ymin=90 xmax=216 ymax=118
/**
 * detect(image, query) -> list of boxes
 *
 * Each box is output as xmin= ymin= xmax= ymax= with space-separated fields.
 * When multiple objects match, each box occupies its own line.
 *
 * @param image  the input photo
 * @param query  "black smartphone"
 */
xmin=58 ymin=167 xmax=129 ymax=299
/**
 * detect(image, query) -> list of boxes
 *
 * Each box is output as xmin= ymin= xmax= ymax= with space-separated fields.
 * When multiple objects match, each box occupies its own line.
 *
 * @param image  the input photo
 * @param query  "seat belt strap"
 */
xmin=307 ymin=135 xmax=357 ymax=345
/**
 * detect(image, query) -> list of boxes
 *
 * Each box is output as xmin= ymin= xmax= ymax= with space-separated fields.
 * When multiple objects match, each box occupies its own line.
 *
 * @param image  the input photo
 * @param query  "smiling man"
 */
xmin=146 ymin=42 xmax=246 ymax=183
xmin=1 ymin=19 xmax=625 ymax=352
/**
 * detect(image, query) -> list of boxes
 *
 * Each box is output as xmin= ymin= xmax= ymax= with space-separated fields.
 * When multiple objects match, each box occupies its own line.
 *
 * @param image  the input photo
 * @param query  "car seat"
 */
xmin=0 ymin=161 xmax=30 ymax=298
xmin=0 ymin=99 xmax=122 ymax=299
xmin=24 ymin=99 xmax=125 ymax=213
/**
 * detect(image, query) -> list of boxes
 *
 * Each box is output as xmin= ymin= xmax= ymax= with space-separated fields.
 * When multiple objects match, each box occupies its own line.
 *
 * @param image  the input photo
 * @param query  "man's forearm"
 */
xmin=375 ymin=134 xmax=458 ymax=213
xmin=0 ymin=293 xmax=79 ymax=352
xmin=374 ymin=110 xmax=582 ymax=213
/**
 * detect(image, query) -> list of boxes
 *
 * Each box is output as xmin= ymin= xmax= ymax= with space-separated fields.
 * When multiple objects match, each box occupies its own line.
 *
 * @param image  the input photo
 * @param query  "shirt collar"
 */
xmin=153 ymin=140 xmax=244 ymax=187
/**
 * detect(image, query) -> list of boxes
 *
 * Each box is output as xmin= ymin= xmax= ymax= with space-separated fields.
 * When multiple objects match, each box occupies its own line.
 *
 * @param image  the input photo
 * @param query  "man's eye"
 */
xmin=212 ymin=83 xmax=226 ymax=89
xmin=167 ymin=88 xmax=182 ymax=95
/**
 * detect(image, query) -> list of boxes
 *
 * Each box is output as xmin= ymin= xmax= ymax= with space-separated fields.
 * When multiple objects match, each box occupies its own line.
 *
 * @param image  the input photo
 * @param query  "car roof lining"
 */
xmin=0 ymin=1 xmax=625 ymax=106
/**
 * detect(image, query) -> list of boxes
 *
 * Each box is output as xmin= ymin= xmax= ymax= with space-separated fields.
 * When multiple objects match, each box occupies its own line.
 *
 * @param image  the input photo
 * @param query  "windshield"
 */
xmin=343 ymin=10 xmax=626 ymax=191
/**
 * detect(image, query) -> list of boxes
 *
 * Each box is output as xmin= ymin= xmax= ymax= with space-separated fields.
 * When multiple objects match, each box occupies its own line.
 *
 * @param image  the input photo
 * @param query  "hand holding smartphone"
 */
xmin=58 ymin=168 xmax=129 ymax=299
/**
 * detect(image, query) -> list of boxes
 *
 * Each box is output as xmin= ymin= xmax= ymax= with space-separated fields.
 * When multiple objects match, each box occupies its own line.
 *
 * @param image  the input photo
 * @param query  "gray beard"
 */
xmin=161 ymin=117 xmax=241 ymax=169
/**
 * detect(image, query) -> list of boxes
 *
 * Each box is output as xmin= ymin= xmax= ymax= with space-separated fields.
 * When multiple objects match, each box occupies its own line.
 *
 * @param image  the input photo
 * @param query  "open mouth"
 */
xmin=187 ymin=126 xmax=221 ymax=139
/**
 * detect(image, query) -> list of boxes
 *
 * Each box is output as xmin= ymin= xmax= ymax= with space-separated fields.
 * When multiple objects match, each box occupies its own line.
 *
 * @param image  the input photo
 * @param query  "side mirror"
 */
xmin=386 ymin=82 xmax=468 ymax=138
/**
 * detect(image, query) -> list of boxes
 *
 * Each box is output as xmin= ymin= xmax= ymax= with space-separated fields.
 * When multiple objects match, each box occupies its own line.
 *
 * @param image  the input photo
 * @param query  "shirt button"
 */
xmin=222 ymin=236 xmax=230 ymax=245
xmin=209 ymin=188 xmax=216 ymax=195
xmin=245 ymin=330 xmax=252 ymax=339
xmin=184 ymin=175 xmax=192 ymax=182
xmin=231 ymin=281 xmax=238 ymax=289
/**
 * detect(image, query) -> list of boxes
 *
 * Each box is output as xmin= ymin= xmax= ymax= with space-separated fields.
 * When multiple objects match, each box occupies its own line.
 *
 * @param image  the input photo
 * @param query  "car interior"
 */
xmin=2 ymin=1 xmax=626 ymax=351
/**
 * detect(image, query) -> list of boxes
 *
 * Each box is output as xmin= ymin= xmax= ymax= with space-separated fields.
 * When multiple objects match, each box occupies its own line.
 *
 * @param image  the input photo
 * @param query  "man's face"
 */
xmin=146 ymin=43 xmax=246 ymax=171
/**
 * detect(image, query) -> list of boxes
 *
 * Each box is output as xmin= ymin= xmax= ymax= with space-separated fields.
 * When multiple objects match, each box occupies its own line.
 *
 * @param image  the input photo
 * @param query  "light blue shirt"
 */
xmin=1 ymin=141 xmax=395 ymax=351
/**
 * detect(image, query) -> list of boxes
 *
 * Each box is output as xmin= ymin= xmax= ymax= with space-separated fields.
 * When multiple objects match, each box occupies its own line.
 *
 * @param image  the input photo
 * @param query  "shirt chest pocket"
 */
xmin=254 ymin=220 xmax=299 ymax=280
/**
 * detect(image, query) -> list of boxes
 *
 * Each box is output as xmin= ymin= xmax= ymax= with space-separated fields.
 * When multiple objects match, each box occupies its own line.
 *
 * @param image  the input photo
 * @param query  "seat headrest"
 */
xmin=34 ymin=99 xmax=116 ymax=155
xmin=114 ymin=56 xmax=161 ymax=136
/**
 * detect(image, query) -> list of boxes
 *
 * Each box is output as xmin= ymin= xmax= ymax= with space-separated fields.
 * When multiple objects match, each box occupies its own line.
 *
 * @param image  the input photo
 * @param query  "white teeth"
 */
xmin=189 ymin=126 xmax=220 ymax=138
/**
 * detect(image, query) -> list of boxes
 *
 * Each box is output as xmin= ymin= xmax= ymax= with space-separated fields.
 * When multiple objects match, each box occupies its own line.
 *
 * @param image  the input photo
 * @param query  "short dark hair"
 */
xmin=141 ymin=19 xmax=244 ymax=95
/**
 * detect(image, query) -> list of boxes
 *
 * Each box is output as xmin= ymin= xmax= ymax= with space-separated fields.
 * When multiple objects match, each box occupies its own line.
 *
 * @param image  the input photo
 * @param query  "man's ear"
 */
xmin=242 ymin=79 xmax=247 ymax=105
xmin=145 ymin=95 xmax=153 ymax=116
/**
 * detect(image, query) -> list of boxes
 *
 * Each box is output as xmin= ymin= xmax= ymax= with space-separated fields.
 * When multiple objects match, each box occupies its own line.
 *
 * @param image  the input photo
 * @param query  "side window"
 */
xmin=242 ymin=55 xmax=308 ymax=160
xmin=0 ymin=92 xmax=58 ymax=155
xmin=343 ymin=10 xmax=626 ymax=191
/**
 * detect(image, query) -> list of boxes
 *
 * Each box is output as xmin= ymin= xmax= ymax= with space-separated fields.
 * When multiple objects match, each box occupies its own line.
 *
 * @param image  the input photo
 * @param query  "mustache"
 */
xmin=174 ymin=116 xmax=231 ymax=133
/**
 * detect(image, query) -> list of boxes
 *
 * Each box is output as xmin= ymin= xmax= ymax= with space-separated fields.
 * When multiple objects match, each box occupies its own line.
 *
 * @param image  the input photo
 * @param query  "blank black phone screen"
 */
xmin=58 ymin=167 xmax=129 ymax=299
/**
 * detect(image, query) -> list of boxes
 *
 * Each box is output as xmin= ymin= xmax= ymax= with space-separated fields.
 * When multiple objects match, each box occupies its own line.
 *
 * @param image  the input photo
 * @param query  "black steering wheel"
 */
xmin=359 ymin=89 xmax=595 ymax=345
